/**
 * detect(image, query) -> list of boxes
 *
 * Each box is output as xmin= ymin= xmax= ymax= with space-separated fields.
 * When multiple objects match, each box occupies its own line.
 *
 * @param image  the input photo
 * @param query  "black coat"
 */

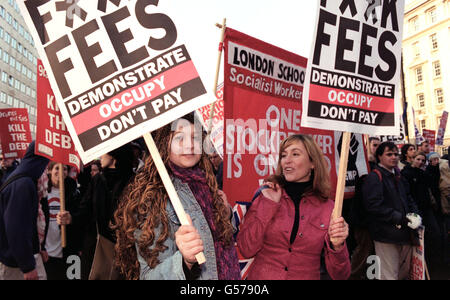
xmin=41 ymin=177 xmax=82 ymax=258
xmin=77 ymin=168 xmax=132 ymax=243
xmin=362 ymin=165 xmax=419 ymax=245
xmin=401 ymin=164 xmax=432 ymax=214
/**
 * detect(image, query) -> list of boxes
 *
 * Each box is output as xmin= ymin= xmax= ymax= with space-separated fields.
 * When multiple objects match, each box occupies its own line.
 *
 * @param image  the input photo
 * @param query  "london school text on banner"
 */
xmin=17 ymin=1 xmax=207 ymax=163
xmin=301 ymin=0 xmax=405 ymax=135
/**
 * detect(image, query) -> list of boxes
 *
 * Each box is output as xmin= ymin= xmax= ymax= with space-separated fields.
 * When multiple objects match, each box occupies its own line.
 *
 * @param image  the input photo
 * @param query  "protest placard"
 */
xmin=436 ymin=111 xmax=448 ymax=146
xmin=379 ymin=115 xmax=407 ymax=146
xmin=410 ymin=226 xmax=426 ymax=280
xmin=223 ymin=28 xmax=368 ymax=205
xmin=0 ymin=108 xmax=32 ymax=159
xmin=196 ymin=84 xmax=224 ymax=157
xmin=301 ymin=0 xmax=405 ymax=136
xmin=35 ymin=60 xmax=81 ymax=170
xmin=18 ymin=0 xmax=209 ymax=164
xmin=422 ymin=129 xmax=436 ymax=152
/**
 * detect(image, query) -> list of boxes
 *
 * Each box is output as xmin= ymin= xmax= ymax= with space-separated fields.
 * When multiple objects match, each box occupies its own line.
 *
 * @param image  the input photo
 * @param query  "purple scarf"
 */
xmin=169 ymin=162 xmax=240 ymax=280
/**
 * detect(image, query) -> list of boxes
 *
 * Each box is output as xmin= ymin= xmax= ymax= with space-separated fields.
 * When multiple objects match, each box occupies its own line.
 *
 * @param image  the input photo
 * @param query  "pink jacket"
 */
xmin=237 ymin=189 xmax=351 ymax=280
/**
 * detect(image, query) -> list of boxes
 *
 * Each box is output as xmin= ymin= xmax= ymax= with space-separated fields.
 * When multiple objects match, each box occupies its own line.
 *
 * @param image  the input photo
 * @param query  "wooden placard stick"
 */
xmin=143 ymin=132 xmax=206 ymax=265
xmin=58 ymin=163 xmax=66 ymax=248
xmin=332 ymin=132 xmax=351 ymax=220
xmin=207 ymin=18 xmax=227 ymax=136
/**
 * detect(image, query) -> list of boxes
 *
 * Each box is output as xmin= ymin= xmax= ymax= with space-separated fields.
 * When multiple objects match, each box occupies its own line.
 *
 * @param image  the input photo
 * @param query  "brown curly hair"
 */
xmin=112 ymin=117 xmax=234 ymax=280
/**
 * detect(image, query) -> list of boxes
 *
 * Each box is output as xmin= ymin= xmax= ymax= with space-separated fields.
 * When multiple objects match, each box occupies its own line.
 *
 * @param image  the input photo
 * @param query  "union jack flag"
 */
xmin=232 ymin=186 xmax=266 ymax=279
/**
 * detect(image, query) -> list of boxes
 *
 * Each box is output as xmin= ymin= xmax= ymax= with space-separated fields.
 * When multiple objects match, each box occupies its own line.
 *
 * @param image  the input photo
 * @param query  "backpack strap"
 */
xmin=373 ymin=169 xmax=382 ymax=182
xmin=0 ymin=173 xmax=28 ymax=194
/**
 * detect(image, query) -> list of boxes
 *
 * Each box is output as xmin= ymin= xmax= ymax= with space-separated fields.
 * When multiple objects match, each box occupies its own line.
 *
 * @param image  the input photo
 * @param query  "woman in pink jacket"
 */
xmin=237 ymin=134 xmax=351 ymax=280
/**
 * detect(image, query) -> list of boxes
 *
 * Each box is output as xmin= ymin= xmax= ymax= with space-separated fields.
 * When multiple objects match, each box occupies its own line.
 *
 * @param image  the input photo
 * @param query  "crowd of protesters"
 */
xmin=0 ymin=117 xmax=449 ymax=280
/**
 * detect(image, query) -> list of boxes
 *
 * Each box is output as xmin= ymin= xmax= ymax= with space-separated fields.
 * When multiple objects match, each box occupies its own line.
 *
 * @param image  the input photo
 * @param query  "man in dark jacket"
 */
xmin=362 ymin=142 xmax=421 ymax=280
xmin=0 ymin=141 xmax=49 ymax=280
xmin=0 ymin=152 xmax=18 ymax=185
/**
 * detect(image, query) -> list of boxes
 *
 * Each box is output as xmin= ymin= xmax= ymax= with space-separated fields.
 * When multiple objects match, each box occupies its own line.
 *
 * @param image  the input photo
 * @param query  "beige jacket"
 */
xmin=439 ymin=159 xmax=450 ymax=215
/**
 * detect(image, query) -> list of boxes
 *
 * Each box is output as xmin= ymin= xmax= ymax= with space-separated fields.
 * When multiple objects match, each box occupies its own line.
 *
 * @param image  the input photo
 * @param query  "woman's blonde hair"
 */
xmin=267 ymin=134 xmax=330 ymax=200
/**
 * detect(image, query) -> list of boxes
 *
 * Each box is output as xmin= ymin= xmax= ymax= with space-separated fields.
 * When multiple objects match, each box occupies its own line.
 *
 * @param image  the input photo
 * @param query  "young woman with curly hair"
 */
xmin=113 ymin=115 xmax=240 ymax=280
xmin=237 ymin=134 xmax=351 ymax=280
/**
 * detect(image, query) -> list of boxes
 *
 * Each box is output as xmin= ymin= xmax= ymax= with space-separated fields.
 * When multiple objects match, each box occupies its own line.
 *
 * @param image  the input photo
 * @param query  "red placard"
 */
xmin=223 ymin=28 xmax=369 ymax=205
xmin=0 ymin=108 xmax=32 ymax=159
xmin=422 ymin=129 xmax=436 ymax=152
xmin=35 ymin=60 xmax=81 ymax=170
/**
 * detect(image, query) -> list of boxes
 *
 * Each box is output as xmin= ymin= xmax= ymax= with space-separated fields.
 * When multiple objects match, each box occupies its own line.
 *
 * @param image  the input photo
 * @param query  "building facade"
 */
xmin=403 ymin=0 xmax=450 ymax=154
xmin=0 ymin=0 xmax=38 ymax=138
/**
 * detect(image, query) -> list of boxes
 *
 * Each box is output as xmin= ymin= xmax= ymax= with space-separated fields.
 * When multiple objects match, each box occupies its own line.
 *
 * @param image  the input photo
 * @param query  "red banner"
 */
xmin=223 ymin=28 xmax=369 ymax=206
xmin=35 ymin=60 xmax=81 ymax=170
xmin=422 ymin=129 xmax=436 ymax=152
xmin=0 ymin=108 xmax=32 ymax=159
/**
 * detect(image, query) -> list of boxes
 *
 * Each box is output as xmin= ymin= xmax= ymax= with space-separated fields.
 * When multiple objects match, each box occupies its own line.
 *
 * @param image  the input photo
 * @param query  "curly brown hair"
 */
xmin=112 ymin=117 xmax=234 ymax=280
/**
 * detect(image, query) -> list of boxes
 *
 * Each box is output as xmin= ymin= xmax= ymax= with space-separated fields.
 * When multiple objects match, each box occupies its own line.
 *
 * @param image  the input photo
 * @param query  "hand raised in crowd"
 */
xmin=23 ymin=269 xmax=39 ymax=280
xmin=175 ymin=214 xmax=204 ymax=269
xmin=261 ymin=181 xmax=282 ymax=203
xmin=328 ymin=217 xmax=349 ymax=251
xmin=56 ymin=211 xmax=72 ymax=225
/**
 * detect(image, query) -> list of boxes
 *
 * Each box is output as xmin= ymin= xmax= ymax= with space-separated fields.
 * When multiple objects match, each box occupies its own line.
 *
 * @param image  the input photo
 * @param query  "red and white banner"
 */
xmin=410 ymin=226 xmax=425 ymax=280
xmin=223 ymin=28 xmax=368 ymax=205
xmin=35 ymin=60 xmax=81 ymax=170
xmin=0 ymin=108 xmax=32 ymax=159
xmin=422 ymin=129 xmax=436 ymax=152
xmin=301 ymin=0 xmax=405 ymax=136
xmin=18 ymin=1 xmax=209 ymax=163
xmin=196 ymin=84 xmax=224 ymax=157
xmin=436 ymin=111 xmax=448 ymax=146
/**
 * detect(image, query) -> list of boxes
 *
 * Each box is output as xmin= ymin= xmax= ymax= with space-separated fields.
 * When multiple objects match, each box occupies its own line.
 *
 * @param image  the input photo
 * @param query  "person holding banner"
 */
xmin=40 ymin=162 xmax=82 ymax=280
xmin=362 ymin=142 xmax=421 ymax=280
xmin=236 ymin=134 xmax=351 ymax=280
xmin=113 ymin=115 xmax=240 ymax=280
xmin=0 ymin=141 xmax=49 ymax=280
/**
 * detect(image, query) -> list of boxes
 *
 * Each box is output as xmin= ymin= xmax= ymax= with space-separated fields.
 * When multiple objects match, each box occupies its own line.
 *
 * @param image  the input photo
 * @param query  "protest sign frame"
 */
xmin=207 ymin=18 xmax=227 ymax=135
xmin=58 ymin=163 xmax=66 ymax=248
xmin=333 ymin=132 xmax=350 ymax=219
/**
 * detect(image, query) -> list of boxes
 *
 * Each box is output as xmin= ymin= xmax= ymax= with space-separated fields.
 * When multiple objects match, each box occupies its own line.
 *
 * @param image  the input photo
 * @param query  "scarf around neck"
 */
xmin=168 ymin=161 xmax=240 ymax=280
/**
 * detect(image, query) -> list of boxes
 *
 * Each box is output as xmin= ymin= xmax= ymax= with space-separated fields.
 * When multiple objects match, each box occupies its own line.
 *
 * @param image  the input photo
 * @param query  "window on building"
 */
xmin=0 ymin=26 xmax=3 ymax=39
xmin=6 ymin=13 xmax=12 ymax=25
xmin=420 ymin=120 xmax=426 ymax=130
xmin=413 ymin=42 xmax=420 ymax=57
xmin=14 ymin=79 xmax=20 ymax=90
xmin=11 ymin=37 xmax=16 ymax=49
xmin=415 ymin=67 xmax=423 ymax=83
xmin=8 ymin=75 xmax=14 ymax=87
xmin=433 ymin=61 xmax=441 ymax=77
xmin=12 ymin=19 xmax=18 ymax=31
xmin=9 ymin=56 xmax=15 ymax=68
xmin=417 ymin=93 xmax=425 ymax=108
xmin=7 ymin=95 xmax=12 ymax=105
xmin=430 ymin=34 xmax=438 ymax=50
xmin=0 ymin=92 xmax=6 ymax=103
xmin=1 ymin=71 xmax=7 ymax=83
xmin=4 ymin=31 xmax=11 ymax=44
xmin=427 ymin=7 xmax=437 ymax=23
xmin=2 ymin=51 xmax=9 ymax=63
xmin=15 ymin=60 xmax=21 ymax=72
xmin=0 ymin=6 xmax=5 ymax=19
xmin=410 ymin=17 xmax=419 ymax=32
xmin=435 ymin=88 xmax=444 ymax=104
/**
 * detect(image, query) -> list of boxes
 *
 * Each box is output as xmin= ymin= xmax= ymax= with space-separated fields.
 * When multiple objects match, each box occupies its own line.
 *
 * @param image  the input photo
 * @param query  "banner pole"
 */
xmin=143 ymin=132 xmax=206 ymax=265
xmin=207 ymin=18 xmax=227 ymax=135
xmin=332 ymin=132 xmax=351 ymax=219
xmin=58 ymin=163 xmax=66 ymax=248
